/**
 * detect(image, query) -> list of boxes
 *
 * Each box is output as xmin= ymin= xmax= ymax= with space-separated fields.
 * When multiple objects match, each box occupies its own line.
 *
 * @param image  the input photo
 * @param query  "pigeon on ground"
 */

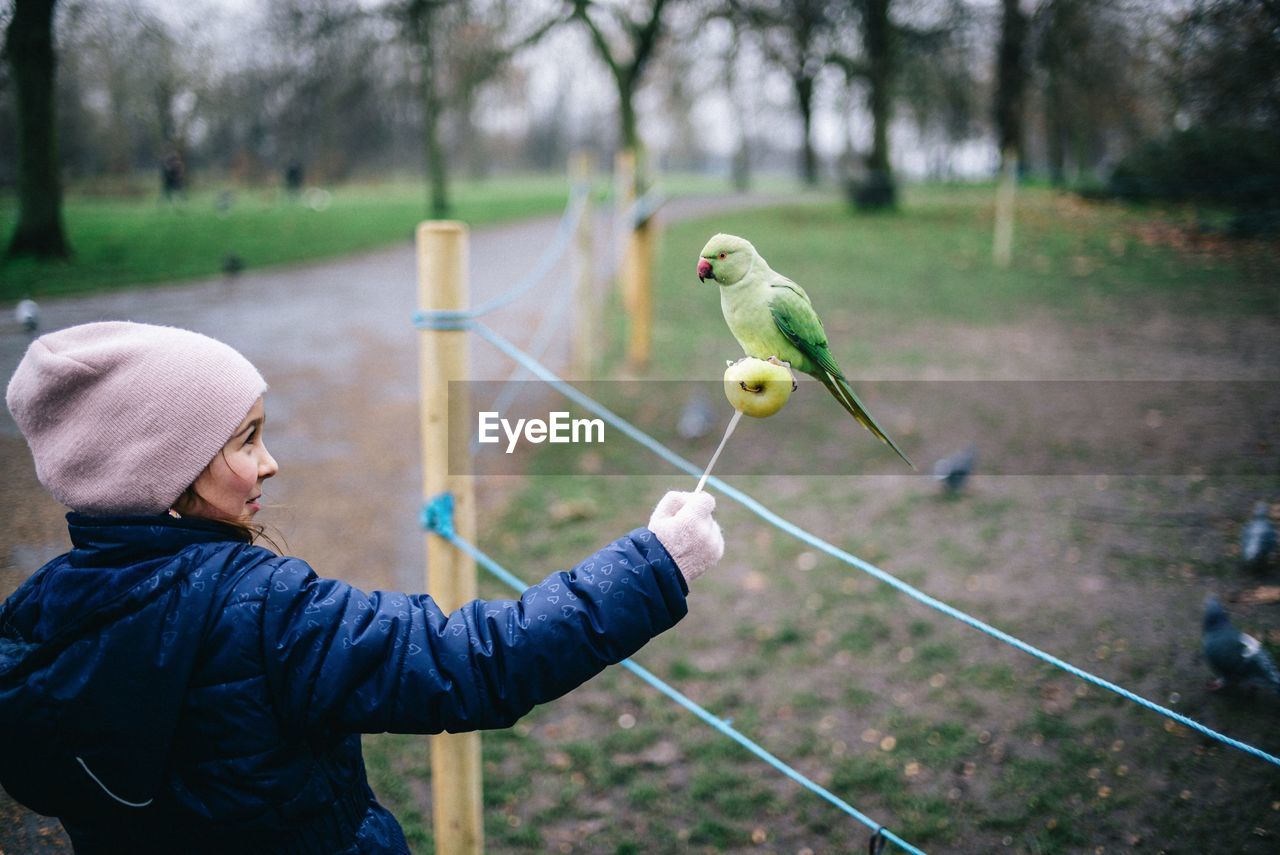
xmin=1241 ymin=501 xmax=1276 ymax=571
xmin=15 ymin=299 xmax=39 ymax=335
xmin=1201 ymin=595 xmax=1280 ymax=694
xmin=933 ymin=445 xmax=976 ymax=495
xmin=677 ymin=392 xmax=716 ymax=441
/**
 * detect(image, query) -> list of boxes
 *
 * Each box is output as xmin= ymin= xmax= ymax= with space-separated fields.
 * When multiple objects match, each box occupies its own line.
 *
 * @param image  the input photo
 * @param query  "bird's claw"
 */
xmin=764 ymin=356 xmax=800 ymax=391
xmin=1207 ymin=677 xmax=1227 ymax=692
xmin=725 ymin=356 xmax=798 ymax=391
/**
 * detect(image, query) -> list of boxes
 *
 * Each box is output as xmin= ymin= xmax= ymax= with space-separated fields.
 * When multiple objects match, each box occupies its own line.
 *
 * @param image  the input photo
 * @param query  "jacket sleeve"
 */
xmin=260 ymin=528 xmax=688 ymax=735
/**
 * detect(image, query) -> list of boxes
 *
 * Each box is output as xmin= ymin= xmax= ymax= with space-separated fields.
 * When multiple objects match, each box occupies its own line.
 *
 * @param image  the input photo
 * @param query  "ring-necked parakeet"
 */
xmin=696 ymin=233 xmax=913 ymax=468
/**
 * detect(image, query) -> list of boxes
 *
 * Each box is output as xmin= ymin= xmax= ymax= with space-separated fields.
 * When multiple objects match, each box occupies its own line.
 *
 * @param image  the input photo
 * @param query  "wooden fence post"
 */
xmin=628 ymin=213 xmax=654 ymax=371
xmin=571 ymin=152 xmax=595 ymax=380
xmin=416 ymin=221 xmax=483 ymax=855
xmin=615 ymin=149 xmax=652 ymax=371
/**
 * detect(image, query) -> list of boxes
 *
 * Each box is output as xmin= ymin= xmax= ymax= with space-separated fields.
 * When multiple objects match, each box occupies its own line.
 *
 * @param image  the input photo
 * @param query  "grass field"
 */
xmin=0 ymin=172 xmax=805 ymax=304
xmin=362 ymin=185 xmax=1280 ymax=852
xmin=0 ymin=175 xmax=579 ymax=302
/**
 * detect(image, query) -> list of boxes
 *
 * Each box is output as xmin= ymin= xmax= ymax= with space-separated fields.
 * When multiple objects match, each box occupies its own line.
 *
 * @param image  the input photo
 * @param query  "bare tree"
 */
xmin=895 ymin=0 xmax=981 ymax=179
xmin=1033 ymin=0 xmax=1152 ymax=185
xmin=265 ymin=0 xmax=389 ymax=182
xmin=993 ymin=0 xmax=1028 ymax=267
xmin=993 ymin=0 xmax=1028 ymax=170
xmin=401 ymin=0 xmax=452 ymax=216
xmin=393 ymin=0 xmax=562 ymax=216
xmin=850 ymin=0 xmax=894 ymax=203
xmin=568 ymin=0 xmax=674 ymax=193
xmin=1170 ymin=0 xmax=1279 ymax=132
xmin=730 ymin=0 xmax=839 ymax=186
xmin=5 ymin=0 xmax=70 ymax=259
xmin=1107 ymin=0 xmax=1280 ymax=233
xmin=827 ymin=0 xmax=970 ymax=207
xmin=721 ymin=14 xmax=755 ymax=190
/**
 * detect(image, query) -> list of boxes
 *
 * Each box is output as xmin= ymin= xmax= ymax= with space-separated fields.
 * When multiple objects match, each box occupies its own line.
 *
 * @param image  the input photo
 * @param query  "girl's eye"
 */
xmin=244 ymin=428 xmax=257 ymax=445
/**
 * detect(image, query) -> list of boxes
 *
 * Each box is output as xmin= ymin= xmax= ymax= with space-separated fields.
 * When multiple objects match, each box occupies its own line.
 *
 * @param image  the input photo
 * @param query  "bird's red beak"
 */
xmin=696 ymin=258 xmax=713 ymax=282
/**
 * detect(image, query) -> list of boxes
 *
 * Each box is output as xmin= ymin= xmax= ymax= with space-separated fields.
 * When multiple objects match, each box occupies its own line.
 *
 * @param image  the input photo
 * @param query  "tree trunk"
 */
xmin=1044 ymin=72 xmax=1067 ymax=186
xmin=858 ymin=0 xmax=896 ymax=209
xmin=6 ymin=0 xmax=71 ymax=259
xmin=994 ymin=0 xmax=1028 ymax=166
xmin=418 ymin=30 xmax=449 ymax=217
xmin=795 ymin=74 xmax=817 ymax=186
xmin=617 ymin=71 xmax=646 ymax=195
xmin=993 ymin=0 xmax=1028 ymax=267
xmin=725 ymin=23 xmax=751 ymax=191
xmin=408 ymin=0 xmax=450 ymax=218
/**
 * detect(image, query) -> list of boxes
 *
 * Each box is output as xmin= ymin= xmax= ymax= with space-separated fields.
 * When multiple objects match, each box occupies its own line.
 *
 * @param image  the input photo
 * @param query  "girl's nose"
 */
xmin=260 ymin=444 xmax=279 ymax=479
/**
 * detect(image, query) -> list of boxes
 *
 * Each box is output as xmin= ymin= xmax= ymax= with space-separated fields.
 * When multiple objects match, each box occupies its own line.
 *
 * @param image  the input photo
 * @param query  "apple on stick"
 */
xmin=723 ymin=356 xmax=797 ymax=417
xmin=694 ymin=357 xmax=797 ymax=493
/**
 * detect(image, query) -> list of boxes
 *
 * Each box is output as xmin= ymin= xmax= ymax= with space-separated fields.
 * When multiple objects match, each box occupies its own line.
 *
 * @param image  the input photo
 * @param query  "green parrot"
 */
xmin=696 ymin=233 xmax=914 ymax=468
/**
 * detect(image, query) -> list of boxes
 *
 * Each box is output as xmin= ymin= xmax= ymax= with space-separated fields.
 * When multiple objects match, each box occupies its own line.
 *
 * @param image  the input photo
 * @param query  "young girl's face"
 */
xmin=182 ymin=397 xmax=278 ymax=522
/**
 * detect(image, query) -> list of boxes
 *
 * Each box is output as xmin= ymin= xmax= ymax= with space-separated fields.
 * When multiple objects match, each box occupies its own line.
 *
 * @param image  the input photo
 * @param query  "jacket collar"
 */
xmin=66 ymin=512 xmax=251 ymax=566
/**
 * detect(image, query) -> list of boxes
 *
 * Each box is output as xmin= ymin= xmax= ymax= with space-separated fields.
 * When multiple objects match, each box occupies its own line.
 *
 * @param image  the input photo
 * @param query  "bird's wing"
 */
xmin=1242 ymin=633 xmax=1262 ymax=658
xmin=1240 ymin=633 xmax=1280 ymax=687
xmin=770 ymin=286 xmax=915 ymax=468
xmin=768 ymin=284 xmax=843 ymax=379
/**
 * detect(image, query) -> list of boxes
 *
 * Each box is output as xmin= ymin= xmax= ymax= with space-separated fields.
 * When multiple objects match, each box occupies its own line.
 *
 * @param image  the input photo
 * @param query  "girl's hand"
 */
xmin=647 ymin=491 xmax=725 ymax=584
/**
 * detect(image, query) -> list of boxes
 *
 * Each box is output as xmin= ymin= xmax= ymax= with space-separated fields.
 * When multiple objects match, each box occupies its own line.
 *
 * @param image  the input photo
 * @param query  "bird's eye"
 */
xmin=718 ymin=252 xmax=727 ymax=260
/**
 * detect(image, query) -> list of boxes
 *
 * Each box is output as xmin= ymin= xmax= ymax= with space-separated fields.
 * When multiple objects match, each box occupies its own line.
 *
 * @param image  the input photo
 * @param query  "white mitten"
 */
xmin=647 ymin=491 xmax=725 ymax=584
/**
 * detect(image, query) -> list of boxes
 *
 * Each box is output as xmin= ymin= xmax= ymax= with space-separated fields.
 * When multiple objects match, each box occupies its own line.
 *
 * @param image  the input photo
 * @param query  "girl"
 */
xmin=0 ymin=321 xmax=724 ymax=854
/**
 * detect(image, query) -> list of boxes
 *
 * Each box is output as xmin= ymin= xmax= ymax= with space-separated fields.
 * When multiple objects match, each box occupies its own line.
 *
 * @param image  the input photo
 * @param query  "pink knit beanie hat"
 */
xmin=6 ymin=321 xmax=267 ymax=516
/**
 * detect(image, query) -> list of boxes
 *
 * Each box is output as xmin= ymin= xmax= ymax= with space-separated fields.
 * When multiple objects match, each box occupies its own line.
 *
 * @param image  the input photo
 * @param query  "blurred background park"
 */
xmin=2 ymin=0 xmax=1279 ymax=853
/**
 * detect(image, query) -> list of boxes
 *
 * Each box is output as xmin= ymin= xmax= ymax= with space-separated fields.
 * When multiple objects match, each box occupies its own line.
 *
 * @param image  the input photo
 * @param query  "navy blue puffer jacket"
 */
xmin=0 ymin=513 xmax=688 ymax=853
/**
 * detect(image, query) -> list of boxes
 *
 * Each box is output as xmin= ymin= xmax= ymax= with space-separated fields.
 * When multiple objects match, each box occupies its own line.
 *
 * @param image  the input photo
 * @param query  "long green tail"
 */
xmin=819 ymin=371 xmax=915 ymax=469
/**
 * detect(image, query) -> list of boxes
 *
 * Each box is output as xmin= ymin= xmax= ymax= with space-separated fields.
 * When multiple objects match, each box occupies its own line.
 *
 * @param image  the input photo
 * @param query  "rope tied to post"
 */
xmin=413 ymin=183 xmax=589 ymax=331
xmin=422 ymin=493 xmax=456 ymax=540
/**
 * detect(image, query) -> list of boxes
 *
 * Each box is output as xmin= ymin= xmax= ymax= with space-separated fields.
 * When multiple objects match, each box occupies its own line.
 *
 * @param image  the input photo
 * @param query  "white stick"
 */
xmin=694 ymin=409 xmax=743 ymax=493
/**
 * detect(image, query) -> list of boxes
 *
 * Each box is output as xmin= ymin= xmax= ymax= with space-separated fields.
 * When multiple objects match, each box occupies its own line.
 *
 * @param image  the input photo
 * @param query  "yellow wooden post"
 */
xmin=629 ymin=213 xmax=653 ymax=371
xmin=416 ymin=221 xmax=483 ymax=855
xmin=571 ymin=152 xmax=595 ymax=380
xmin=615 ymin=148 xmax=652 ymax=371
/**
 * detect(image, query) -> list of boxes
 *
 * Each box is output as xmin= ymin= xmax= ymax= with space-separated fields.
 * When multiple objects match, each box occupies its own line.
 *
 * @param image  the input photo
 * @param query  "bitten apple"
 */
xmin=723 ymin=357 xmax=796 ymax=418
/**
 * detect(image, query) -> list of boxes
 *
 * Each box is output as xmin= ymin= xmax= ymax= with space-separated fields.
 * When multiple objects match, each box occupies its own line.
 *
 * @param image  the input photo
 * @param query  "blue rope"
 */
xmin=430 ymin=319 xmax=1280 ymax=769
xmin=422 ymin=493 xmax=925 ymax=855
xmin=631 ymin=189 xmax=665 ymax=228
xmin=470 ymin=260 xmax=579 ymax=455
xmin=413 ymin=184 xmax=589 ymax=328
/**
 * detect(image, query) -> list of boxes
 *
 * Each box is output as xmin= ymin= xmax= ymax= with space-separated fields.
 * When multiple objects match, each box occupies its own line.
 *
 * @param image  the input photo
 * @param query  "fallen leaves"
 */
xmin=1239 ymin=586 xmax=1280 ymax=606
